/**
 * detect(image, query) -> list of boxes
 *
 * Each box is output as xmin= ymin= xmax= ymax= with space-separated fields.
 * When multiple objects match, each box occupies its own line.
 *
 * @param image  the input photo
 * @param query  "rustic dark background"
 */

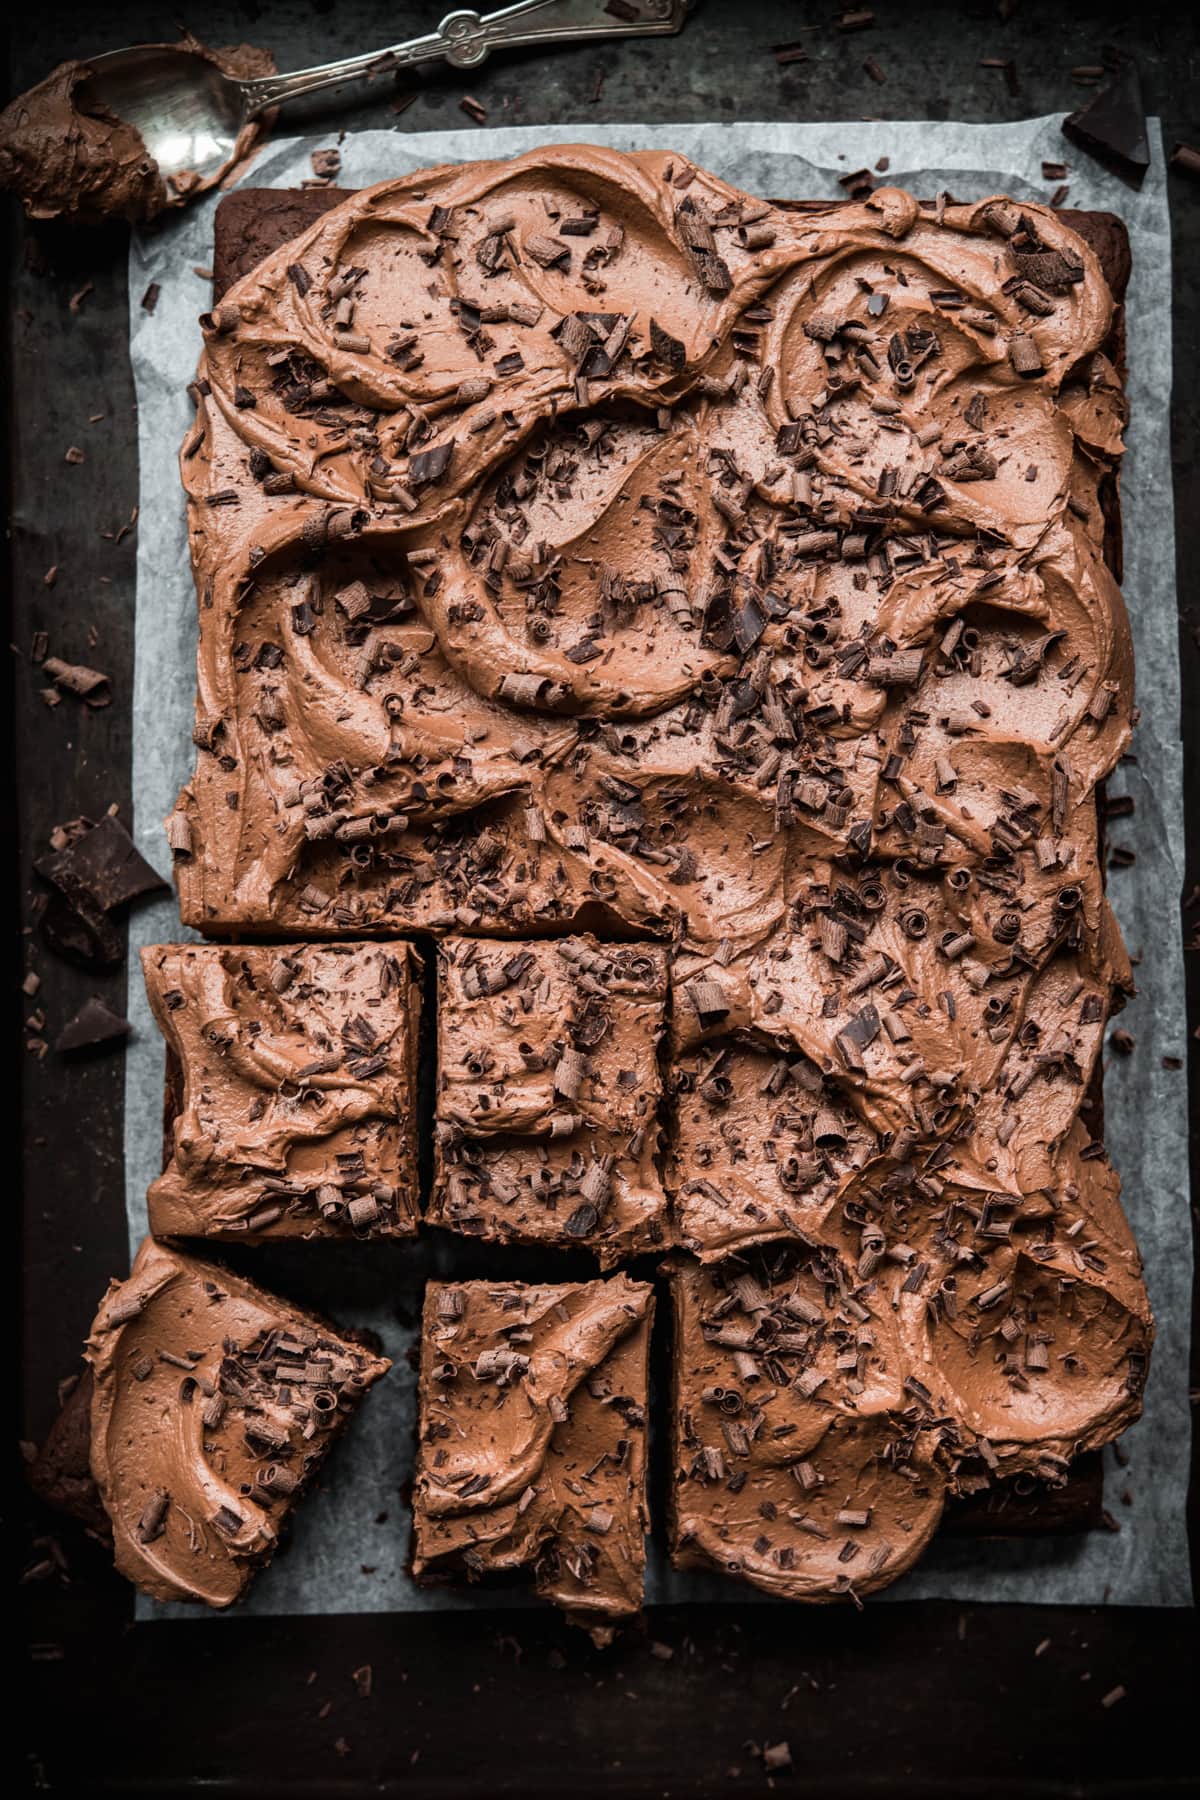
xmin=8 ymin=2 xmax=1198 ymax=1794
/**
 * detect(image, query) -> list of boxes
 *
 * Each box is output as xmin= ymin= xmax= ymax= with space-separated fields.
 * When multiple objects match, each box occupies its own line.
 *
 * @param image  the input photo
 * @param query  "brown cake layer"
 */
xmin=207 ymin=182 xmax=1123 ymax=1186
xmin=182 ymin=164 xmax=1134 ymax=943
xmin=665 ymin=1230 xmax=1136 ymax=1601
xmin=210 ymin=183 xmax=1128 ymax=597
xmin=27 ymin=1366 xmax=111 ymax=1537
xmin=28 ymin=1338 xmax=1103 ymax=1545
xmin=212 ymin=185 xmax=1130 ymax=317
xmin=212 ymin=187 xmax=351 ymax=295
xmin=209 ymin=186 xmax=1127 ymax=593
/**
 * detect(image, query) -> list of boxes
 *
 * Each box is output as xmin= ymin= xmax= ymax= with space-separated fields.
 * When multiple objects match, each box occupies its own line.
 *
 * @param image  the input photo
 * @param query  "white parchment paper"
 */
xmin=124 ymin=117 xmax=1190 ymax=1615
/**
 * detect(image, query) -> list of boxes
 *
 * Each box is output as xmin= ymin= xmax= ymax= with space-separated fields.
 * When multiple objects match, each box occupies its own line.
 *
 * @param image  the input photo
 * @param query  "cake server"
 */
xmin=76 ymin=0 xmax=689 ymax=192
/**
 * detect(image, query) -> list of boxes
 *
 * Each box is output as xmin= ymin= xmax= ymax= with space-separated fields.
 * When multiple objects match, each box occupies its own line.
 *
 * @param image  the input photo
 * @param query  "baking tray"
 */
xmin=14 ymin=4 xmax=1198 ymax=1793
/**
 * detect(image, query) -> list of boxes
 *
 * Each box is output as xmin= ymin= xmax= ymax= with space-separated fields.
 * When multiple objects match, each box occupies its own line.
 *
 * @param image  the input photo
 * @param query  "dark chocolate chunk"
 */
xmin=55 ymin=996 xmax=131 ymax=1056
xmin=1062 ymin=57 xmax=1150 ymax=183
xmin=409 ymin=440 xmax=454 ymax=487
xmin=649 ymin=318 xmax=686 ymax=368
xmin=36 ymin=814 xmax=167 ymax=917
xmin=36 ymin=887 xmax=122 ymax=969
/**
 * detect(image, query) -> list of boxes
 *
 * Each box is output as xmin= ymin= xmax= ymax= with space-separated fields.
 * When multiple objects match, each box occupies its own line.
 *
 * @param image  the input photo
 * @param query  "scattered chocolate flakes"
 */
xmin=141 ymin=282 xmax=161 ymax=314
xmin=979 ymin=56 xmax=1020 ymax=97
xmin=459 ymin=95 xmax=488 ymax=124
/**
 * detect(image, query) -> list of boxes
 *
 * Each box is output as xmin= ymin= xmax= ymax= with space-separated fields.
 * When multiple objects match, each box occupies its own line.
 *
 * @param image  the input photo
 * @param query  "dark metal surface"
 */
xmin=9 ymin=2 xmax=1198 ymax=1794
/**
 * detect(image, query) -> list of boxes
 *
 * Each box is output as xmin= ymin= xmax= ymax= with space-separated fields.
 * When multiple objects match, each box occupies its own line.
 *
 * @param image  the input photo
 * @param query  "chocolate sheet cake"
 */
xmin=143 ymin=940 xmax=421 ymax=1241
xmin=85 ymin=1238 xmax=389 ymax=1606
xmin=33 ymin=147 xmax=1150 ymax=1619
xmin=413 ymin=1275 xmax=652 ymax=1641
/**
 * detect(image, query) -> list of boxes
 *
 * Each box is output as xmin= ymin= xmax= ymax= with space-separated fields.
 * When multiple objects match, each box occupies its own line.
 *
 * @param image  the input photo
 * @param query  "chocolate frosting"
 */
xmin=670 ymin=1181 xmax=1150 ymax=1601
xmin=413 ymin=1275 xmax=652 ymax=1639
xmin=86 ymin=1237 xmax=389 ymax=1606
xmin=433 ymin=936 xmax=668 ymax=1263
xmin=143 ymin=940 xmax=421 ymax=1240
xmin=0 ymin=37 xmax=275 ymax=227
xmin=173 ymin=149 xmax=1132 ymax=963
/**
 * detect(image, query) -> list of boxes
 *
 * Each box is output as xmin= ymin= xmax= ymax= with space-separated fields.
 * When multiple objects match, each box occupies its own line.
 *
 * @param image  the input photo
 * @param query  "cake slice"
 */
xmin=668 ymin=1247 xmax=948 ymax=1602
xmin=143 ymin=940 xmax=421 ymax=1240
xmin=432 ymin=936 xmax=669 ymax=1264
xmin=413 ymin=1274 xmax=652 ymax=1641
xmin=668 ymin=1187 xmax=1150 ymax=1601
xmin=86 ymin=1237 xmax=390 ymax=1605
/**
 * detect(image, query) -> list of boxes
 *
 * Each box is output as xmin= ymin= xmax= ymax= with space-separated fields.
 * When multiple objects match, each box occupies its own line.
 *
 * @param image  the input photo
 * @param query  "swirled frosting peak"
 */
xmin=172 ymin=148 xmax=1132 ymax=954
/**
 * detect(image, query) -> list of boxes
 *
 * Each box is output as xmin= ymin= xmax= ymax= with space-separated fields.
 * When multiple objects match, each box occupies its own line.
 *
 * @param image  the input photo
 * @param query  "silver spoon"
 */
xmin=76 ymin=0 xmax=688 ymax=191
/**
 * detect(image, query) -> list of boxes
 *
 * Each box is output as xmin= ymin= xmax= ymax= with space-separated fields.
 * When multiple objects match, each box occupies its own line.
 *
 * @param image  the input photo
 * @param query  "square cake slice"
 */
xmin=86 ymin=1236 xmax=390 ymax=1606
xmin=143 ymin=940 xmax=421 ymax=1241
xmin=413 ymin=1275 xmax=652 ymax=1641
xmin=431 ymin=936 xmax=669 ymax=1264
xmin=668 ymin=1249 xmax=948 ymax=1603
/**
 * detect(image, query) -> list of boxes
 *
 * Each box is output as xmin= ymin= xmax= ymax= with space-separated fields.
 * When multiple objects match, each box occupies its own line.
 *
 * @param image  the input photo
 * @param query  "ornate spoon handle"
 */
xmin=239 ymin=0 xmax=687 ymax=117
